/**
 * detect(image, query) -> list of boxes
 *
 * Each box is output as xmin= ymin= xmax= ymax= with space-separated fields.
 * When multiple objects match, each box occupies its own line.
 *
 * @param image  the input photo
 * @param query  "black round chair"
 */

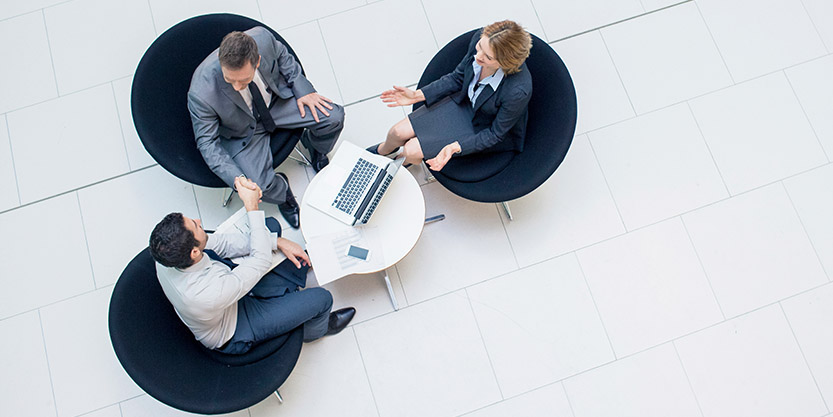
xmin=108 ymin=248 xmax=303 ymax=414
xmin=415 ymin=30 xmax=577 ymax=204
xmin=132 ymin=13 xmax=305 ymax=188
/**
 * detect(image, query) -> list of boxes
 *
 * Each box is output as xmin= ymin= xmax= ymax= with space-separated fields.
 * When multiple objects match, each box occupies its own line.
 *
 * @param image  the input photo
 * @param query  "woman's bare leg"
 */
xmin=402 ymin=137 xmax=425 ymax=165
xmin=378 ymin=117 xmax=416 ymax=155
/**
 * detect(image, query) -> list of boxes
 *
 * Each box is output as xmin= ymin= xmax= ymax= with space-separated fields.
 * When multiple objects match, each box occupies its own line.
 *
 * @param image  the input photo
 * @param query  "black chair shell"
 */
xmin=131 ymin=13 xmax=304 ymax=188
xmin=415 ymin=29 xmax=577 ymax=203
xmin=108 ymin=248 xmax=303 ymax=414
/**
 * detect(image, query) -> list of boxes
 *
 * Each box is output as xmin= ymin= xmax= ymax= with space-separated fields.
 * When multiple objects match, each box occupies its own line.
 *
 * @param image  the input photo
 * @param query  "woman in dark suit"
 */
xmin=371 ymin=20 xmax=533 ymax=172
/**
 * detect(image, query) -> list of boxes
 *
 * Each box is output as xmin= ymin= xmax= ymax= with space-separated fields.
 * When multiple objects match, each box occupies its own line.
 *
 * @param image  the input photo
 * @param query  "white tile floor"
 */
xmin=0 ymin=0 xmax=831 ymax=416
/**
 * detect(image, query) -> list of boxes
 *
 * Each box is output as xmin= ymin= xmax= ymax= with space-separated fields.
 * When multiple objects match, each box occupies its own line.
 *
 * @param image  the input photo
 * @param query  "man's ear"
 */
xmin=190 ymin=246 xmax=202 ymax=263
xmin=256 ymin=55 xmax=261 ymax=69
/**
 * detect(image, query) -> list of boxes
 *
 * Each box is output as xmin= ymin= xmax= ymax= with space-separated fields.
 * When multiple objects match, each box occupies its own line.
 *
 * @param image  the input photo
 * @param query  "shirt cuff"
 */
xmin=270 ymin=232 xmax=279 ymax=251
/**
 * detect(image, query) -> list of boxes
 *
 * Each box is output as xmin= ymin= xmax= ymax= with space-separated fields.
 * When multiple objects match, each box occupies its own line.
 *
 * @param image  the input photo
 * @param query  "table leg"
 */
xmin=383 ymin=271 xmax=399 ymax=311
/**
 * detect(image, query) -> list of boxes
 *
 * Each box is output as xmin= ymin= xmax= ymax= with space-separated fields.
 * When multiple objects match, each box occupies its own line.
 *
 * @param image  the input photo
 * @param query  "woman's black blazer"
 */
xmin=420 ymin=29 xmax=533 ymax=156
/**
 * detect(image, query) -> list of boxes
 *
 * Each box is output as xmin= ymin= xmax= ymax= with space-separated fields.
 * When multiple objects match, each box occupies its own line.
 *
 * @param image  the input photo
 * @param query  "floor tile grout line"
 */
xmin=494 ymin=203 xmax=521 ymax=270
xmin=679 ymin=216 xmax=727 ymax=320
xmin=585 ymin=135 xmax=628 ymax=231
xmin=783 ymin=70 xmax=831 ymax=163
xmin=72 ymin=393 xmax=145 ymax=417
xmin=685 ymin=101 xmax=731 ymax=196
xmin=778 ymin=302 xmax=831 ymax=413
xmin=573 ymin=252 xmax=618 ymax=359
xmin=145 ymin=0 xmax=158 ymax=36
xmin=118 ymin=402 xmax=125 ymax=417
xmin=273 ymin=2 xmax=379 ymax=33
xmin=571 ymin=51 xmax=833 ymax=139
xmin=526 ymin=0 xmax=549 ymax=42
xmin=561 ymin=382 xmax=578 ymax=417
xmin=417 ymin=0 xmax=440 ymax=51
xmin=780 ymin=181 xmax=831 ymax=282
xmin=351 ymin=327 xmax=384 ymax=417
xmin=316 ymin=19 xmax=346 ymax=103
xmin=798 ymin=0 xmax=830 ymax=55
xmin=0 ymin=163 xmax=158 ymax=216
xmin=253 ymin=0 xmax=265 ymax=22
xmin=75 ymin=191 xmax=99 ymax=289
xmin=463 ymin=288 xmax=506 ymax=400
xmin=190 ymin=184 xmax=204 ymax=223
xmin=693 ymin=0 xmax=736 ymax=85
xmin=110 ymin=81 xmax=133 ymax=172
xmin=545 ymin=0 xmax=694 ymax=44
xmin=512 ymin=281 xmax=833 ymax=404
xmin=4 ymin=113 xmax=23 ymax=206
xmin=2 ymin=77 xmax=129 ymax=116
xmin=393 ymin=264 xmax=410 ymax=306
xmin=0 ymin=1 xmax=73 ymax=24
xmin=37 ymin=309 xmax=61 ymax=417
xmin=672 ymin=340 xmax=707 ymax=417
xmin=0 ymin=283 xmax=114 ymax=324
xmin=41 ymin=9 xmax=61 ymax=97
xmin=597 ymin=31 xmax=638 ymax=116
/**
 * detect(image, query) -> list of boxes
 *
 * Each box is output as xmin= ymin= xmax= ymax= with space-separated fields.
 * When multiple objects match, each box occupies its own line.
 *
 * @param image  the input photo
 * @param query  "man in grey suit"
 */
xmin=188 ymin=27 xmax=344 ymax=228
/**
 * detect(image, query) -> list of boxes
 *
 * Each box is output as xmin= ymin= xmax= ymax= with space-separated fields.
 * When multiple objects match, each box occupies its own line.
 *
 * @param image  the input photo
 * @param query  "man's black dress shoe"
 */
xmin=275 ymin=172 xmax=300 ymax=229
xmin=326 ymin=307 xmax=356 ymax=336
xmin=309 ymin=148 xmax=329 ymax=172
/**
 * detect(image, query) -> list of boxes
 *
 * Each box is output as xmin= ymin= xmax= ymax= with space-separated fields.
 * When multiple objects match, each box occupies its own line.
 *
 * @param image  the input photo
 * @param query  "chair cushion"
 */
xmin=440 ymin=151 xmax=515 ymax=183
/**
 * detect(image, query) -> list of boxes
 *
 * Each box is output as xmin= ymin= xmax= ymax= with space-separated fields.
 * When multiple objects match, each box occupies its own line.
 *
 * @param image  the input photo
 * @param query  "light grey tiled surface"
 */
xmin=462 ymin=383 xmax=573 ymax=417
xmin=783 ymin=164 xmax=833 ymax=278
xmin=689 ymin=72 xmax=826 ymax=195
xmin=40 ymin=287 xmax=142 ymax=417
xmin=318 ymin=0 xmax=437 ymax=103
xmin=0 ymin=311 xmax=56 ymax=417
xmin=781 ymin=283 xmax=833 ymax=406
xmin=589 ymin=103 xmax=727 ymax=230
xmin=532 ymin=0 xmax=644 ymax=41
xmin=682 ymin=183 xmax=827 ymax=318
xmin=564 ymin=344 xmax=702 ymax=417
xmin=601 ymin=2 xmax=732 ymax=114
xmin=467 ymin=255 xmax=614 ymax=397
xmin=553 ymin=31 xmax=634 ymax=135
xmin=0 ymin=11 xmax=58 ymax=115
xmin=576 ymin=218 xmax=723 ymax=357
xmin=675 ymin=305 xmax=828 ymax=417
xmin=354 ymin=291 xmax=501 ymax=417
xmin=43 ymin=0 xmax=156 ymax=95
xmin=696 ymin=0 xmax=826 ymax=82
xmin=0 ymin=115 xmax=20 ymax=212
xmin=786 ymin=55 xmax=833 ymax=161
xmin=2 ymin=1 xmax=833 ymax=416
xmin=112 ymin=76 xmax=155 ymax=172
xmin=0 ymin=193 xmax=93 ymax=320
xmin=420 ymin=0 xmax=545 ymax=46
xmin=7 ymin=84 xmax=129 ymax=204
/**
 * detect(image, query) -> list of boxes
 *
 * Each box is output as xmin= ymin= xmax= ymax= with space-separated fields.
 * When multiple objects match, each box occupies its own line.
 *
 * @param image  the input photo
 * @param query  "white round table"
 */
xmin=300 ymin=166 xmax=425 ymax=309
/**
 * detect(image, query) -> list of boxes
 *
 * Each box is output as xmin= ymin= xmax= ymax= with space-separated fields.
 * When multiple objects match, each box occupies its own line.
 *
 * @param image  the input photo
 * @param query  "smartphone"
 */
xmin=346 ymin=245 xmax=370 ymax=261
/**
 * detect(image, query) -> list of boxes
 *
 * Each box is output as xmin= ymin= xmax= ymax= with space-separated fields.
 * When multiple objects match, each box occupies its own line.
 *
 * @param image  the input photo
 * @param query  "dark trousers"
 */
xmin=216 ymin=218 xmax=333 ymax=354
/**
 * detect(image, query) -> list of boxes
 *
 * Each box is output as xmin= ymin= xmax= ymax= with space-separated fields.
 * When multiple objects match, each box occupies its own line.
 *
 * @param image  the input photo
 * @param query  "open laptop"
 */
xmin=307 ymin=141 xmax=405 ymax=226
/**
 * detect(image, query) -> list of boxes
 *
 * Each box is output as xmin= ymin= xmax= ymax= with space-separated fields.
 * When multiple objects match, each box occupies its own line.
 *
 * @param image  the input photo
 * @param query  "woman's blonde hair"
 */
xmin=483 ymin=20 xmax=532 ymax=75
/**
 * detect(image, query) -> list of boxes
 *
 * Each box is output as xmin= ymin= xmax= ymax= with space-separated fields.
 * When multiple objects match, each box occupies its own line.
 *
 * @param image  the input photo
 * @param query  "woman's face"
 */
xmin=474 ymin=35 xmax=501 ymax=72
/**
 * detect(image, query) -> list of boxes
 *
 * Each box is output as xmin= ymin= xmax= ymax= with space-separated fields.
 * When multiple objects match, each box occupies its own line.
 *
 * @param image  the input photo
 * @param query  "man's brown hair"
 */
xmin=482 ymin=21 xmax=532 ymax=75
xmin=218 ymin=31 xmax=259 ymax=69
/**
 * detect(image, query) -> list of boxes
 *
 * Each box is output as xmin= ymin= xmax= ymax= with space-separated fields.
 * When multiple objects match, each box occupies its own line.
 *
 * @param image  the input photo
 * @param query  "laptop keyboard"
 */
xmin=360 ymin=174 xmax=394 ymax=224
xmin=333 ymin=158 xmax=377 ymax=214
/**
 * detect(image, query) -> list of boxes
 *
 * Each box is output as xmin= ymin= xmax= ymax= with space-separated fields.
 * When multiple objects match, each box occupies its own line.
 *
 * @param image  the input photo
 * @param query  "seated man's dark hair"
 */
xmin=149 ymin=213 xmax=200 ymax=268
xmin=218 ymin=31 xmax=259 ymax=69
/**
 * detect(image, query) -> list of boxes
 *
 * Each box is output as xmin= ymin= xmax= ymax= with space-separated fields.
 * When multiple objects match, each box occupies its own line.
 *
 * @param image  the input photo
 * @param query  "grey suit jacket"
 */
xmin=187 ymin=26 xmax=316 ymax=186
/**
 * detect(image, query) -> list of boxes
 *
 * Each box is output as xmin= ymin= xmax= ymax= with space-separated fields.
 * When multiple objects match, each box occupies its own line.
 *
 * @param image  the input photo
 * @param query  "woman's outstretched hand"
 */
xmin=380 ymin=85 xmax=424 ymax=107
xmin=426 ymin=141 xmax=462 ymax=171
